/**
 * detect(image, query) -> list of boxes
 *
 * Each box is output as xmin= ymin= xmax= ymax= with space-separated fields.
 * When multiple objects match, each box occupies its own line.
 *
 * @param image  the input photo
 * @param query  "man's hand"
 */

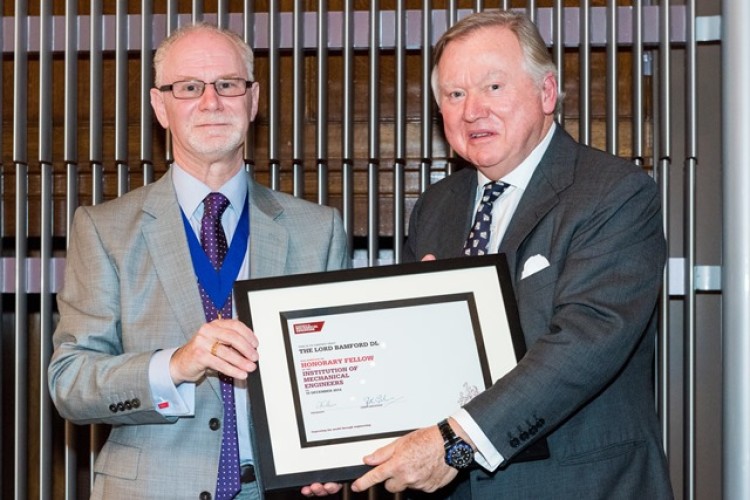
xmin=350 ymin=424 xmax=457 ymax=493
xmin=169 ymin=318 xmax=258 ymax=384
xmin=300 ymin=482 xmax=343 ymax=497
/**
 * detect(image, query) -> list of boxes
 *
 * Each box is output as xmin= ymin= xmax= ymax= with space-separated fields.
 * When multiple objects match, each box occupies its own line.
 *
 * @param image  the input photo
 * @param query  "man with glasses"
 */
xmin=49 ymin=22 xmax=349 ymax=500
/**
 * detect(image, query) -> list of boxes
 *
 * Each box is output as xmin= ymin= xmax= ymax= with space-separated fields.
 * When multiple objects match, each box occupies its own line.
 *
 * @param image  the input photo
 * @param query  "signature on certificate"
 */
xmin=362 ymin=394 xmax=404 ymax=408
xmin=315 ymin=399 xmax=337 ymax=409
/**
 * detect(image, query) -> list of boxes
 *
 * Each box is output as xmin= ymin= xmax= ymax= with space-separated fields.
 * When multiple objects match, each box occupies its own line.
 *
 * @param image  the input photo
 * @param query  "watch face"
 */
xmin=446 ymin=442 xmax=474 ymax=469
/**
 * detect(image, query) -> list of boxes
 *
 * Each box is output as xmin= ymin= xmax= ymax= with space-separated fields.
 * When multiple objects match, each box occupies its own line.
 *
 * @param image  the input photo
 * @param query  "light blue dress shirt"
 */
xmin=148 ymin=164 xmax=254 ymax=464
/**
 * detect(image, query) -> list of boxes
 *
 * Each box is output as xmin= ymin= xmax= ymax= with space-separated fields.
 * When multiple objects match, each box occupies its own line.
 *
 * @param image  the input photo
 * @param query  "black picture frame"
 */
xmin=234 ymin=254 xmax=542 ymax=492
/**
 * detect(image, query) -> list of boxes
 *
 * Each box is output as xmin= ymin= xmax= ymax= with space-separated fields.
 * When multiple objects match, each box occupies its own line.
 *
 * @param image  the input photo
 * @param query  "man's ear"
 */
xmin=248 ymin=82 xmax=260 ymax=122
xmin=541 ymin=73 xmax=558 ymax=115
xmin=150 ymin=87 xmax=170 ymax=129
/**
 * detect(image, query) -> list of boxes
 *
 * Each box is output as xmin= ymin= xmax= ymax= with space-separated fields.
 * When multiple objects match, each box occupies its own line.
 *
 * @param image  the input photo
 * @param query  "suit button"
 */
xmin=199 ymin=491 xmax=212 ymax=500
xmin=209 ymin=418 xmax=221 ymax=431
xmin=520 ymin=431 xmax=529 ymax=441
xmin=536 ymin=418 xmax=545 ymax=427
xmin=132 ymin=398 xmax=141 ymax=408
xmin=117 ymin=402 xmax=125 ymax=412
xmin=124 ymin=400 xmax=132 ymax=410
xmin=510 ymin=437 xmax=520 ymax=448
xmin=109 ymin=403 xmax=118 ymax=413
xmin=528 ymin=425 xmax=537 ymax=435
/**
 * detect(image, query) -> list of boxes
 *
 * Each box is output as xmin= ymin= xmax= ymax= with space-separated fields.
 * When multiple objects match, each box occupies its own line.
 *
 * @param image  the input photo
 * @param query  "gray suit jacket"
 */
xmin=405 ymin=128 xmax=673 ymax=499
xmin=48 ymin=169 xmax=350 ymax=499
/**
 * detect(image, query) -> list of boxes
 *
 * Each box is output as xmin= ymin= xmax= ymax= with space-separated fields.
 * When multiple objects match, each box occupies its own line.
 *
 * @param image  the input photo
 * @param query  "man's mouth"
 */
xmin=469 ymin=131 xmax=493 ymax=139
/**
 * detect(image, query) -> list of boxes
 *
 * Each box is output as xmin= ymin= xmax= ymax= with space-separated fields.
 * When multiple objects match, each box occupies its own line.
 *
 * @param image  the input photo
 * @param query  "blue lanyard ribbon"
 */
xmin=181 ymin=199 xmax=250 ymax=310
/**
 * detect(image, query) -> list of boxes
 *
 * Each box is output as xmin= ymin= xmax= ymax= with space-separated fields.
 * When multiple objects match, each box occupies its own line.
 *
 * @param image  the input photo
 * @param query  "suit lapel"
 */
xmin=142 ymin=172 xmax=207 ymax=341
xmin=246 ymin=179 xmax=289 ymax=278
xmin=439 ymin=169 xmax=478 ymax=258
xmin=499 ymin=128 xmax=577 ymax=274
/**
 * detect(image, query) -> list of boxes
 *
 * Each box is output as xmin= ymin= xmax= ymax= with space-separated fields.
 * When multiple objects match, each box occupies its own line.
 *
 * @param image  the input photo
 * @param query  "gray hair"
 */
xmin=431 ymin=10 xmax=561 ymax=108
xmin=153 ymin=22 xmax=255 ymax=87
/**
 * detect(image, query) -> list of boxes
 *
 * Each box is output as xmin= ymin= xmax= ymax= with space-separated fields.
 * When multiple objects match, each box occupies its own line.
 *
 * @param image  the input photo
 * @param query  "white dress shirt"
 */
xmin=453 ymin=122 xmax=556 ymax=471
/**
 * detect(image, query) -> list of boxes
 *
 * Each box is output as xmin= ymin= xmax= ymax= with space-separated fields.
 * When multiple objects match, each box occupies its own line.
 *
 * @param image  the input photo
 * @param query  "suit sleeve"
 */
xmin=48 ymin=207 xmax=172 ymax=426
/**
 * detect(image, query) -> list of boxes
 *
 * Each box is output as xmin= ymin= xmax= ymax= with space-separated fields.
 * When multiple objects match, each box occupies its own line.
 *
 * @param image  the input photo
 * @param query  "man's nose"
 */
xmin=462 ymin=94 xmax=488 ymax=121
xmin=198 ymin=83 xmax=223 ymax=110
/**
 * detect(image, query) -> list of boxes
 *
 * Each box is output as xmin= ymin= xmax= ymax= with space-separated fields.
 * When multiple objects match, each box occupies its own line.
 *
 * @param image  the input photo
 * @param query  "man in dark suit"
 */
xmin=306 ymin=10 xmax=673 ymax=500
xmin=49 ymin=23 xmax=349 ymax=500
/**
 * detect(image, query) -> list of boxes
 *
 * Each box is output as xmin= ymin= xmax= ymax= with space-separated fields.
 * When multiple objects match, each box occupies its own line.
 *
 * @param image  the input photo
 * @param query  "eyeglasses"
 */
xmin=158 ymin=78 xmax=254 ymax=99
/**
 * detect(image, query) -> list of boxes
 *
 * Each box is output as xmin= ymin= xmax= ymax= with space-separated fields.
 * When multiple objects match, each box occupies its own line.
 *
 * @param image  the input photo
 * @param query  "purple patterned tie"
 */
xmin=200 ymin=193 xmax=241 ymax=499
xmin=464 ymin=181 xmax=509 ymax=256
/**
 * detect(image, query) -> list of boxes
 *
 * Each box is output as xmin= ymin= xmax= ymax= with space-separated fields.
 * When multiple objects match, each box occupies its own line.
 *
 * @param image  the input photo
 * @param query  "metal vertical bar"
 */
xmin=167 ymin=0 xmax=178 ymax=35
xmin=632 ymin=0 xmax=644 ymax=165
xmin=684 ymin=0 xmax=697 ymax=499
xmin=142 ymin=0 xmax=154 ymax=186
xmin=243 ymin=2 xmax=255 ymax=173
xmin=165 ymin=0 xmax=178 ymax=165
xmin=579 ymin=0 xmax=591 ymax=146
xmin=0 ymin=5 xmax=3 ymax=172
xmin=419 ymin=1 xmax=432 ymax=195
xmin=658 ymin=0 xmax=673 ymax=467
xmin=316 ymin=1 xmax=329 ymax=206
xmin=527 ymin=0 xmax=537 ymax=24
xmin=65 ymin=0 xmax=79 ymax=169
xmin=192 ymin=0 xmax=204 ymax=24
xmin=292 ymin=0 xmax=305 ymax=198
xmin=38 ymin=1 xmax=54 ymax=498
xmin=342 ymin=0 xmax=355 ymax=252
xmin=446 ymin=0 xmax=459 ymax=178
xmin=14 ymin=171 xmax=29 ymax=500
xmin=39 ymin=1 xmax=53 ymax=164
xmin=367 ymin=0 xmax=381 ymax=266
xmin=501 ymin=0 xmax=510 ymax=10
xmin=65 ymin=3 xmax=82 ymax=496
xmin=268 ymin=1 xmax=281 ymax=190
xmin=12 ymin=2 xmax=29 ymax=497
xmin=39 ymin=166 xmax=54 ymax=500
xmin=393 ymin=0 xmax=406 ymax=264
xmin=217 ymin=0 xmax=229 ymax=29
xmin=723 ymin=0 xmax=750 ymax=497
xmin=448 ymin=0 xmax=458 ymax=28
xmin=91 ymin=1 xmax=104 ymax=205
xmin=81 ymin=0 xmax=104 ymax=500
xmin=474 ymin=0 xmax=483 ymax=13
xmin=116 ymin=0 xmax=130 ymax=196
xmin=552 ymin=0 xmax=564 ymax=125
xmin=606 ymin=0 xmax=618 ymax=155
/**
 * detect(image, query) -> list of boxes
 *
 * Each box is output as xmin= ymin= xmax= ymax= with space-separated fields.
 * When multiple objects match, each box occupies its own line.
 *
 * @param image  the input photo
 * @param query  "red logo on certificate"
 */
xmin=293 ymin=321 xmax=325 ymax=334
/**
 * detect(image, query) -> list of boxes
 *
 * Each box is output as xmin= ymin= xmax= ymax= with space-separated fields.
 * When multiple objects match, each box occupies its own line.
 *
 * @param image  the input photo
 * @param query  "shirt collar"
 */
xmin=477 ymin=122 xmax=557 ymax=189
xmin=172 ymin=164 xmax=248 ymax=217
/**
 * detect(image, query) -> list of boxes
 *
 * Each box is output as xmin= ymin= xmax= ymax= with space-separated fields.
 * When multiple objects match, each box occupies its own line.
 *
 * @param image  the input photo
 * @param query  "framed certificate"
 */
xmin=234 ymin=254 xmax=528 ymax=491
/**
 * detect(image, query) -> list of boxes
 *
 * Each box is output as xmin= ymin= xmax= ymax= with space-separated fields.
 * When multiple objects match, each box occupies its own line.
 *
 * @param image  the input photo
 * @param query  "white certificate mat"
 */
xmin=234 ymin=254 xmax=526 ymax=491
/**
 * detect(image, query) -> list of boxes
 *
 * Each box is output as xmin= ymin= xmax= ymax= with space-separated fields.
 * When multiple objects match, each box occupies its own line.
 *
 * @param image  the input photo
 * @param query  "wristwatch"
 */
xmin=438 ymin=418 xmax=475 ymax=470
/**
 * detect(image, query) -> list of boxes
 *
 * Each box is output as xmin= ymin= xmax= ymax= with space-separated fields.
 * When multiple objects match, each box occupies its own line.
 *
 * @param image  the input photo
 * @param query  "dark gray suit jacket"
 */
xmin=405 ymin=128 xmax=673 ymax=499
xmin=48 ymin=169 xmax=350 ymax=499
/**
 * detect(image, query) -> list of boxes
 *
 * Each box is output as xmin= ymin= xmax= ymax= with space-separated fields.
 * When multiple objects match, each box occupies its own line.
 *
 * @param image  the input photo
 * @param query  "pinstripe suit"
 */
xmin=405 ymin=128 xmax=673 ymax=499
xmin=48 ymin=169 xmax=349 ymax=499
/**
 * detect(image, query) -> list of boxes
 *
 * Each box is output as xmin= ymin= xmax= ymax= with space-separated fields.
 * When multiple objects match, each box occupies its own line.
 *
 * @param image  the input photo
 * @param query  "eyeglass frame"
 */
xmin=157 ymin=78 xmax=255 ymax=99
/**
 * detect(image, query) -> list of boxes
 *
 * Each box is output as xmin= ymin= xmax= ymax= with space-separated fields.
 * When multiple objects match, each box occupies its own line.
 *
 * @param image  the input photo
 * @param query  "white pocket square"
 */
xmin=521 ymin=254 xmax=550 ymax=279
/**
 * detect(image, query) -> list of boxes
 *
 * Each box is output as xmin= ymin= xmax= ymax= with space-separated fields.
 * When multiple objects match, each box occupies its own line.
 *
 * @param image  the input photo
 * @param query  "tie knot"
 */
xmin=482 ymin=181 xmax=509 ymax=204
xmin=203 ymin=192 xmax=230 ymax=221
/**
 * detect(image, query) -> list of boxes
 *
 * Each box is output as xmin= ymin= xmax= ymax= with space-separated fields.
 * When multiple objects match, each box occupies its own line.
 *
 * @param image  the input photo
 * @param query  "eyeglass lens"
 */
xmin=171 ymin=79 xmax=248 ymax=98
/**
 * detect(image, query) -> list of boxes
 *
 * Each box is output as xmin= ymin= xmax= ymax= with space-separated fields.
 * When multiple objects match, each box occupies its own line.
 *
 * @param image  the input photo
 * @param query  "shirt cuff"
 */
xmin=148 ymin=347 xmax=195 ymax=416
xmin=452 ymin=408 xmax=504 ymax=471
